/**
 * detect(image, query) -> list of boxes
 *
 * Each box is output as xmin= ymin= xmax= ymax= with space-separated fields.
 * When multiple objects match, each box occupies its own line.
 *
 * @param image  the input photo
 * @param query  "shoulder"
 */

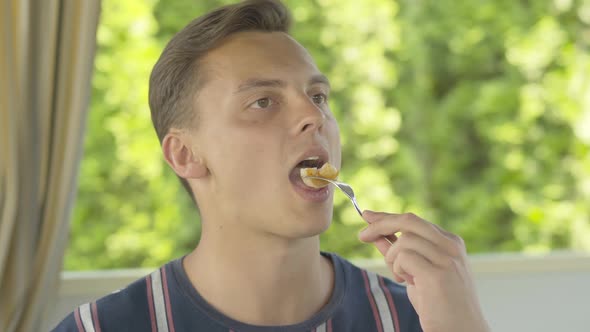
xmin=328 ymin=252 xmax=423 ymax=332
xmin=50 ymin=266 xmax=166 ymax=332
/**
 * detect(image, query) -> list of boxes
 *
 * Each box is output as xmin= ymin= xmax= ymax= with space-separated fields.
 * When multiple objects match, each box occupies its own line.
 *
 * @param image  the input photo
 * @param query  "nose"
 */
xmin=293 ymin=96 xmax=326 ymax=136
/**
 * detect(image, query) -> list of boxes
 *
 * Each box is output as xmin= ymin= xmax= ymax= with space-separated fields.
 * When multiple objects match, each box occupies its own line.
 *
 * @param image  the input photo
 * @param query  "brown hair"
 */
xmin=148 ymin=0 xmax=292 ymax=204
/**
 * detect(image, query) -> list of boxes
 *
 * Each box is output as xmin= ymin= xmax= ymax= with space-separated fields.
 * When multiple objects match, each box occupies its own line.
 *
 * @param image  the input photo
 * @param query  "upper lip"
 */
xmin=292 ymin=146 xmax=330 ymax=170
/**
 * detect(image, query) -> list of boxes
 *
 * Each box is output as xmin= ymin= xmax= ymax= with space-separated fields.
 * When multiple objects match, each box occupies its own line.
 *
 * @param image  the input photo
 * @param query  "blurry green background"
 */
xmin=65 ymin=0 xmax=590 ymax=270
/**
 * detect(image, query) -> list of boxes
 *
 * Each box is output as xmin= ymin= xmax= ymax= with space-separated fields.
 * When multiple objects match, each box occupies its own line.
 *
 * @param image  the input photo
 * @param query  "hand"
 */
xmin=358 ymin=210 xmax=490 ymax=332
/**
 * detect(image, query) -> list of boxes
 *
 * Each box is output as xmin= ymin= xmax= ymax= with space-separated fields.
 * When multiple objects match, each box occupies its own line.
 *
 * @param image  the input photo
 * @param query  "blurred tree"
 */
xmin=65 ymin=0 xmax=590 ymax=270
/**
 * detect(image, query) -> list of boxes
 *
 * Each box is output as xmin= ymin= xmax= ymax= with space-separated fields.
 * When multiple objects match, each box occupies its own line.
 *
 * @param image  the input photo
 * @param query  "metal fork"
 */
xmin=304 ymin=176 xmax=394 ymax=245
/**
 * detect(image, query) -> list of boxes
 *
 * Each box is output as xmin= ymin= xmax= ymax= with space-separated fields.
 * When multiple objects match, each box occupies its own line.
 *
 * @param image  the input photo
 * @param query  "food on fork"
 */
xmin=300 ymin=162 xmax=339 ymax=188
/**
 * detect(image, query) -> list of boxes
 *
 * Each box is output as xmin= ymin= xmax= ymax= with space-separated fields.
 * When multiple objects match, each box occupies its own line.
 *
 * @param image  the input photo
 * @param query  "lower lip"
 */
xmin=290 ymin=173 xmax=331 ymax=202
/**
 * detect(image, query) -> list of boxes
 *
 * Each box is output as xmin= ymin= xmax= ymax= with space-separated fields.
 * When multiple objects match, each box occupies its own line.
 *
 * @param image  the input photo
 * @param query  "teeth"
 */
xmin=304 ymin=156 xmax=320 ymax=161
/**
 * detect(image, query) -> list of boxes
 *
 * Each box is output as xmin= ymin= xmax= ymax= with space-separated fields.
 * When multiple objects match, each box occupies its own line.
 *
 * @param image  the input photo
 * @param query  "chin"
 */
xmin=286 ymin=209 xmax=333 ymax=239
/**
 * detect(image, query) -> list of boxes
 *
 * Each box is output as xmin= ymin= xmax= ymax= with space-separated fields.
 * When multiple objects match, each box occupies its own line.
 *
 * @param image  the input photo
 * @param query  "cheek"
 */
xmin=209 ymin=127 xmax=279 ymax=186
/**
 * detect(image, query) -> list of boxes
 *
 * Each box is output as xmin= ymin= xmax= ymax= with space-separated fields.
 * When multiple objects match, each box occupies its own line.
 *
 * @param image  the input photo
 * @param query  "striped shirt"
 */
xmin=51 ymin=252 xmax=422 ymax=332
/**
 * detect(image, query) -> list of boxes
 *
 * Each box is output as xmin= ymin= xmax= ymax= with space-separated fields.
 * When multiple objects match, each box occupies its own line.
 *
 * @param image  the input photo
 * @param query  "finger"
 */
xmin=360 ymin=211 xmax=400 ymax=244
xmin=361 ymin=211 xmax=439 ymax=243
xmin=384 ymin=240 xmax=410 ymax=284
xmin=431 ymin=223 xmax=467 ymax=257
xmin=393 ymin=249 xmax=437 ymax=285
xmin=360 ymin=212 xmax=457 ymax=254
xmin=392 ymin=271 xmax=406 ymax=284
xmin=372 ymin=234 xmax=398 ymax=256
xmin=385 ymin=232 xmax=450 ymax=269
xmin=361 ymin=210 xmax=389 ymax=224
xmin=379 ymin=240 xmax=406 ymax=284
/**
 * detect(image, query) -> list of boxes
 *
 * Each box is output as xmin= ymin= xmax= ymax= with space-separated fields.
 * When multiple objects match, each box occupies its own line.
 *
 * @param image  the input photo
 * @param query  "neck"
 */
xmin=183 ymin=220 xmax=335 ymax=326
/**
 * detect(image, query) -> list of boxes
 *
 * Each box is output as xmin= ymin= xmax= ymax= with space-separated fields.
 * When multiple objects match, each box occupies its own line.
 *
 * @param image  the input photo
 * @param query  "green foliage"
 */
xmin=65 ymin=0 xmax=590 ymax=270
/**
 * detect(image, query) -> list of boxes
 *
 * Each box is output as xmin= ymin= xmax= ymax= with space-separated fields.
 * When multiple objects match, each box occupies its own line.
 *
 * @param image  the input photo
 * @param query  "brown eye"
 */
xmin=252 ymin=97 xmax=274 ymax=109
xmin=312 ymin=94 xmax=327 ymax=105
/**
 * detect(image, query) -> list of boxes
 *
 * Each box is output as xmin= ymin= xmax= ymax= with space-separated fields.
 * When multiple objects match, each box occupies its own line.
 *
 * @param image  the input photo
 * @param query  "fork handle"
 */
xmin=351 ymin=197 xmax=363 ymax=216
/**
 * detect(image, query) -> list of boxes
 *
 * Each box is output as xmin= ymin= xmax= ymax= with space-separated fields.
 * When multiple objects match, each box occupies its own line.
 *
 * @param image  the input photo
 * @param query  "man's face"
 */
xmin=190 ymin=31 xmax=341 ymax=238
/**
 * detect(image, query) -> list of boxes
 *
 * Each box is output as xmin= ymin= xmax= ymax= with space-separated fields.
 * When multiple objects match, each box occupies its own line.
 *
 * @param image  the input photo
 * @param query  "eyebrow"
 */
xmin=309 ymin=74 xmax=331 ymax=89
xmin=234 ymin=74 xmax=331 ymax=94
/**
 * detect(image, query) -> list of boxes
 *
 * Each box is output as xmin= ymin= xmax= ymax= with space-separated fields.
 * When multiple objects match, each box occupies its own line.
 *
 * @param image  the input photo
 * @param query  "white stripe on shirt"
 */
xmin=151 ymin=269 xmax=170 ymax=332
xmin=368 ymin=271 xmax=396 ymax=332
xmin=79 ymin=303 xmax=96 ymax=332
xmin=316 ymin=321 xmax=327 ymax=332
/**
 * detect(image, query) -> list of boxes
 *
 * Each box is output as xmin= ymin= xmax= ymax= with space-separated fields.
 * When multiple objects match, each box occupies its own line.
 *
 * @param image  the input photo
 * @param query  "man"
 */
xmin=53 ymin=0 xmax=490 ymax=331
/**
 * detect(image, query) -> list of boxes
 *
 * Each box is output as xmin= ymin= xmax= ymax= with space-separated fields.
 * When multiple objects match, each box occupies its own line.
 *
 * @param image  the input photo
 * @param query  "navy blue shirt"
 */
xmin=52 ymin=252 xmax=422 ymax=331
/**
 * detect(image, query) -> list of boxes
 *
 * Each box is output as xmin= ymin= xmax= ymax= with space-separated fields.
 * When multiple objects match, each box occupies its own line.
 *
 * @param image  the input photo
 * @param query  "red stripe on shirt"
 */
xmin=161 ymin=267 xmax=176 ymax=332
xmin=362 ymin=270 xmax=383 ymax=332
xmin=327 ymin=318 xmax=333 ymax=332
xmin=91 ymin=302 xmax=102 ymax=332
xmin=146 ymin=275 xmax=158 ymax=332
xmin=74 ymin=308 xmax=85 ymax=332
xmin=378 ymin=276 xmax=401 ymax=332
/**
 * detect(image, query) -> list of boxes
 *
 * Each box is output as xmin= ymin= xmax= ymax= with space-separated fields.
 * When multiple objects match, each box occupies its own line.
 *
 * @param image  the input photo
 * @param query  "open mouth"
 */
xmin=290 ymin=156 xmax=339 ymax=189
xmin=297 ymin=156 xmax=325 ymax=170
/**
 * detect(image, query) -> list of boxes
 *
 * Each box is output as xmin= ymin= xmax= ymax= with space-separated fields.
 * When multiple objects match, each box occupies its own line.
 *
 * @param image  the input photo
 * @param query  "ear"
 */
xmin=162 ymin=132 xmax=208 ymax=179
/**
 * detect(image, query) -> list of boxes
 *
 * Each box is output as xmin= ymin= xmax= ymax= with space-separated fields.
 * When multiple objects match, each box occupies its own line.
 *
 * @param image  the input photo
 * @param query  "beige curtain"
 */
xmin=0 ymin=1 xmax=101 ymax=331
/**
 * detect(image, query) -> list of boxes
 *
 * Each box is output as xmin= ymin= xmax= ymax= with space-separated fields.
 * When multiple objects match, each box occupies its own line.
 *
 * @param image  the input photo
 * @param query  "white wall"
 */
xmin=471 ymin=253 xmax=590 ymax=332
xmin=44 ymin=252 xmax=590 ymax=332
